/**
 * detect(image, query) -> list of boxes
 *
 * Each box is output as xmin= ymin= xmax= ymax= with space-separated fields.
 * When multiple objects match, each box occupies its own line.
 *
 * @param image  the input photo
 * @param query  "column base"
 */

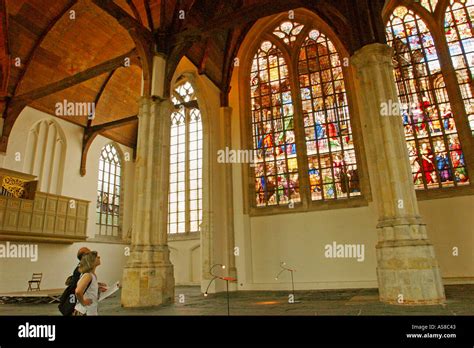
xmin=121 ymin=247 xmax=175 ymax=308
xmin=376 ymin=238 xmax=445 ymax=305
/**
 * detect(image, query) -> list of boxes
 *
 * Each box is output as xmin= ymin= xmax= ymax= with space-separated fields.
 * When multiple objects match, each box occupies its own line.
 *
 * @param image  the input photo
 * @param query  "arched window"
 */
xmin=445 ymin=0 xmax=474 ymax=133
xmin=96 ymin=143 xmax=122 ymax=238
xmin=299 ymin=30 xmax=360 ymax=201
xmin=168 ymin=80 xmax=203 ymax=234
xmin=386 ymin=6 xmax=470 ymax=189
xmin=250 ymin=18 xmax=361 ymax=209
xmin=251 ymin=40 xmax=299 ymax=207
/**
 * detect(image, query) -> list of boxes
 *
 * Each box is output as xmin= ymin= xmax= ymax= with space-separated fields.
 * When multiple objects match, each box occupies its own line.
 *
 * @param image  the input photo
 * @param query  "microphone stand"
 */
xmin=204 ymin=264 xmax=237 ymax=315
xmin=275 ymin=262 xmax=299 ymax=304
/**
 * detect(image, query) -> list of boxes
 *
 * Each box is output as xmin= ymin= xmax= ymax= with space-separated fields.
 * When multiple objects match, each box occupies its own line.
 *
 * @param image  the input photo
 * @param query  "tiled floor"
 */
xmin=1 ymin=284 xmax=473 ymax=316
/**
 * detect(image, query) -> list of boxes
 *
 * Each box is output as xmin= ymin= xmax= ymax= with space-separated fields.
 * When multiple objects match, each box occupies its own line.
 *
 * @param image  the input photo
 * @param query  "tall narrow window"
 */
xmin=96 ymin=143 xmax=121 ymax=237
xmin=249 ymin=18 xmax=362 ymax=210
xmin=251 ymin=40 xmax=300 ymax=207
xmin=445 ymin=0 xmax=474 ymax=133
xmin=168 ymin=81 xmax=203 ymax=234
xmin=387 ymin=6 xmax=470 ymax=189
xmin=299 ymin=30 xmax=360 ymax=200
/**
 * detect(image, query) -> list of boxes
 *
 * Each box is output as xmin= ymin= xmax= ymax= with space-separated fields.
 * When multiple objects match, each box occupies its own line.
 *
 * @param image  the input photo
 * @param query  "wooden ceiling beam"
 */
xmin=92 ymin=0 xmax=154 ymax=96
xmin=88 ymin=69 xmax=116 ymax=128
xmin=90 ymin=115 xmax=138 ymax=133
xmin=126 ymin=0 xmax=143 ymax=25
xmin=11 ymin=50 xmax=137 ymax=105
xmin=144 ymin=0 xmax=154 ymax=31
xmin=80 ymin=115 xmax=138 ymax=176
xmin=171 ymin=0 xmax=306 ymax=41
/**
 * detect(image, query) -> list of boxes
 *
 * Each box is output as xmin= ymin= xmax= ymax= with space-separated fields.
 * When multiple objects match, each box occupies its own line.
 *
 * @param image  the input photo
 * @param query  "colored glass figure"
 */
xmin=299 ymin=29 xmax=360 ymax=201
xmin=386 ymin=6 xmax=470 ymax=190
xmin=445 ymin=0 xmax=474 ymax=133
xmin=251 ymin=40 xmax=300 ymax=207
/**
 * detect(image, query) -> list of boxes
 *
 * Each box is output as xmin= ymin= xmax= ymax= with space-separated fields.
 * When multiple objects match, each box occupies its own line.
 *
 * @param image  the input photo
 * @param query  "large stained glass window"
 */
xmin=251 ymin=41 xmax=299 ymax=207
xmin=387 ymin=6 xmax=470 ymax=189
xmin=96 ymin=143 xmax=121 ymax=237
xmin=250 ymin=20 xmax=361 ymax=209
xmin=445 ymin=0 xmax=474 ymax=133
xmin=299 ymin=30 xmax=360 ymax=200
xmin=168 ymin=81 xmax=203 ymax=234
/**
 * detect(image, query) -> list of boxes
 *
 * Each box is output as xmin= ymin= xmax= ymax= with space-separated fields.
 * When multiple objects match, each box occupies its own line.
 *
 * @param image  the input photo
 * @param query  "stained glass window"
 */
xmin=273 ymin=21 xmax=305 ymax=45
xmin=299 ymin=30 xmax=360 ymax=200
xmin=251 ymin=40 xmax=300 ymax=207
xmin=250 ymin=19 xmax=362 ymax=209
xmin=445 ymin=0 xmax=474 ymax=134
xmin=421 ymin=0 xmax=438 ymax=12
xmin=168 ymin=81 xmax=203 ymax=234
xmin=96 ymin=143 xmax=121 ymax=237
xmin=387 ymin=6 xmax=470 ymax=189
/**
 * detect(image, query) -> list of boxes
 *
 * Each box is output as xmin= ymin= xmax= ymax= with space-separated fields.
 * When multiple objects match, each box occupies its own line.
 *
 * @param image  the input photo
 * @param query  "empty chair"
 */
xmin=27 ymin=273 xmax=42 ymax=291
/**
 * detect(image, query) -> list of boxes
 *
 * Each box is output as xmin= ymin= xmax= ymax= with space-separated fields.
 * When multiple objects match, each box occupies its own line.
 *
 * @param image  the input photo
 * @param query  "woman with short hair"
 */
xmin=73 ymin=251 xmax=102 ymax=316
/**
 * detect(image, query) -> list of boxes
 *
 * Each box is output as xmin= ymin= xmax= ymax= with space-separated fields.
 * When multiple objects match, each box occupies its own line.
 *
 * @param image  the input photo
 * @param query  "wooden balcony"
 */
xmin=0 ymin=169 xmax=89 ymax=243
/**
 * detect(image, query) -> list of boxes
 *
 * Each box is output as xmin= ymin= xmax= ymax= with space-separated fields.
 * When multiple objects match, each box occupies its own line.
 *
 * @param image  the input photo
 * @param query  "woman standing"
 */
xmin=73 ymin=251 xmax=103 ymax=316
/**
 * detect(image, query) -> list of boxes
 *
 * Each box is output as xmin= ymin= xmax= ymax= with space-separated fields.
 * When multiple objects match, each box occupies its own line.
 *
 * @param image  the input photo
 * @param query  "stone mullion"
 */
xmin=430 ymin=17 xmax=474 ymax=179
xmin=290 ymin=42 xmax=311 ymax=209
xmin=185 ymin=108 xmax=190 ymax=234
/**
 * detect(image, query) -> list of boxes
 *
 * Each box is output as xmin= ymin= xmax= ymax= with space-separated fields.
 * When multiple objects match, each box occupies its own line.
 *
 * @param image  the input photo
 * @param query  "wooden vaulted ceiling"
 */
xmin=0 ymin=0 xmax=387 ymax=153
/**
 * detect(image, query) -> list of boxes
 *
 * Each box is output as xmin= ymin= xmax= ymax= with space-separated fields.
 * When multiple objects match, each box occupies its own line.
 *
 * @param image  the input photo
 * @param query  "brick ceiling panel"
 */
xmin=93 ymin=65 xmax=141 ymax=125
xmin=17 ymin=0 xmax=135 ymax=94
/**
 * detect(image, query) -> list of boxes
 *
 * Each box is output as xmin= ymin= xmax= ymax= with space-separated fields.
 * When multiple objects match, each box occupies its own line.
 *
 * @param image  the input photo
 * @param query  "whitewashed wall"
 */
xmin=0 ymin=107 xmax=134 ymax=293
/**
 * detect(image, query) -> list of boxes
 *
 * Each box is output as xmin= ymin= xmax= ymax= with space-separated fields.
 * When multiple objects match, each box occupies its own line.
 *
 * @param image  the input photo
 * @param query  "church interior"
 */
xmin=0 ymin=0 xmax=473 ymax=316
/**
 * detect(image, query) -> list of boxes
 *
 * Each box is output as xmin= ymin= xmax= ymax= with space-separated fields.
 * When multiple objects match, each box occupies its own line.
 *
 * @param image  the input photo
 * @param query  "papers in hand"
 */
xmin=98 ymin=281 xmax=120 ymax=302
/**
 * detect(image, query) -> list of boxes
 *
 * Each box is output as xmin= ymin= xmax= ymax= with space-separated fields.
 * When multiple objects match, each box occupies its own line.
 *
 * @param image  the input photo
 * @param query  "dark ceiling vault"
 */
xmin=0 ymin=0 xmax=387 ymax=158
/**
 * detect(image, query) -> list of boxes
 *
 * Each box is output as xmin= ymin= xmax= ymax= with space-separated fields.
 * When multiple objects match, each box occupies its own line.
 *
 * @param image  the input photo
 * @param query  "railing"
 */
xmin=0 ymin=169 xmax=89 ymax=243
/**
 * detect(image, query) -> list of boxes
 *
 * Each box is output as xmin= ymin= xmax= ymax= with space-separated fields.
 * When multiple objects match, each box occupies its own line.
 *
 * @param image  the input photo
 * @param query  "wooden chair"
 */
xmin=27 ymin=273 xmax=42 ymax=291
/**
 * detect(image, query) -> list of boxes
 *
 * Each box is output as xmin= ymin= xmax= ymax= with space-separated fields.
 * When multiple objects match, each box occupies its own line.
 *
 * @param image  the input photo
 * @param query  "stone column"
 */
xmin=121 ymin=96 xmax=175 ymax=307
xmin=351 ymin=43 xmax=445 ymax=304
xmin=221 ymin=106 xmax=237 ymax=289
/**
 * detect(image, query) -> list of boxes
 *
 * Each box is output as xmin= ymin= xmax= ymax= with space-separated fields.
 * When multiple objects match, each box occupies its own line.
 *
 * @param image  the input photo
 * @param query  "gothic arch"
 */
xmin=24 ymin=118 xmax=66 ymax=194
xmin=234 ymin=8 xmax=371 ymax=214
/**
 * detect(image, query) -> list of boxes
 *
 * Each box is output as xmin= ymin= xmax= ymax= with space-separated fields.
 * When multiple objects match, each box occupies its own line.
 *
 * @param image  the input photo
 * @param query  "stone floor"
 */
xmin=1 ymin=284 xmax=474 ymax=316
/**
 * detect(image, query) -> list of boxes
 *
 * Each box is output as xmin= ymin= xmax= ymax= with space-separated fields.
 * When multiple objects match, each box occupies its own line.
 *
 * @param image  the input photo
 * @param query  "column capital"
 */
xmin=351 ymin=43 xmax=394 ymax=71
xmin=138 ymin=96 xmax=174 ymax=118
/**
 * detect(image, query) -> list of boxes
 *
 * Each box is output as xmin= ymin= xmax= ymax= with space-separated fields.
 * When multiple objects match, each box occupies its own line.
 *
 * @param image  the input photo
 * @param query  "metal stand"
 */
xmin=275 ymin=262 xmax=300 ymax=304
xmin=204 ymin=264 xmax=236 ymax=316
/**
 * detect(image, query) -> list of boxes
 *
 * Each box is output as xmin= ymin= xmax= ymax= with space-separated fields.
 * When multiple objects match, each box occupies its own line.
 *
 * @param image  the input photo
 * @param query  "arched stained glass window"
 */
xmin=168 ymin=81 xmax=203 ymax=234
xmin=299 ymin=29 xmax=360 ymax=200
xmin=249 ymin=18 xmax=362 ymax=209
xmin=96 ymin=143 xmax=121 ymax=237
xmin=386 ymin=6 xmax=470 ymax=189
xmin=445 ymin=0 xmax=474 ymax=133
xmin=251 ymin=40 xmax=299 ymax=207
